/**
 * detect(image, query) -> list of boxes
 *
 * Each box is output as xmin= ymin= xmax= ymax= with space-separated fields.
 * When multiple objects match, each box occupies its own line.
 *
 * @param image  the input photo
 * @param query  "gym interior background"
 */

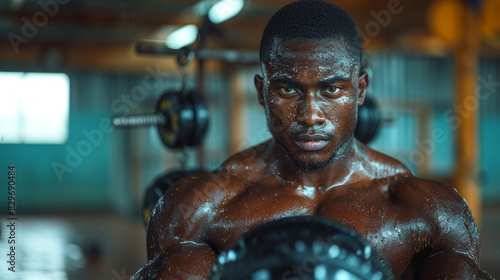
xmin=0 ymin=0 xmax=499 ymax=279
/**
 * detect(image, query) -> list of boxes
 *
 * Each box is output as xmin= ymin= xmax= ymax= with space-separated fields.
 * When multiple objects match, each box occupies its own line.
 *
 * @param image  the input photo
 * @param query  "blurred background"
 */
xmin=0 ymin=0 xmax=499 ymax=279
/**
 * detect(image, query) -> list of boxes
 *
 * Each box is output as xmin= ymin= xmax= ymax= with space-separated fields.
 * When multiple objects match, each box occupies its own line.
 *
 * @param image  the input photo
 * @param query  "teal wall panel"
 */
xmin=0 ymin=112 xmax=112 ymax=214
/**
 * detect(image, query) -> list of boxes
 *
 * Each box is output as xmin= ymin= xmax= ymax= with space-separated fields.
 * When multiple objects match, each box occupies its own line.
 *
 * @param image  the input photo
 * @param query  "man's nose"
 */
xmin=297 ymin=93 xmax=326 ymax=127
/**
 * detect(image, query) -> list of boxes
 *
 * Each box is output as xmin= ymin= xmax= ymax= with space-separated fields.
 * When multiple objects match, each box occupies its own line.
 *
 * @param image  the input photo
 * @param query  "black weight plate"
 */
xmin=187 ymin=91 xmax=209 ymax=146
xmin=156 ymin=91 xmax=195 ymax=149
xmin=210 ymin=216 xmax=394 ymax=280
xmin=177 ymin=93 xmax=196 ymax=147
xmin=355 ymin=96 xmax=381 ymax=144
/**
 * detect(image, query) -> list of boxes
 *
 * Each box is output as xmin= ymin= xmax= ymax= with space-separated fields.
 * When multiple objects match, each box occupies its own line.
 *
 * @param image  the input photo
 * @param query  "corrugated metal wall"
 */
xmin=368 ymin=52 xmax=455 ymax=175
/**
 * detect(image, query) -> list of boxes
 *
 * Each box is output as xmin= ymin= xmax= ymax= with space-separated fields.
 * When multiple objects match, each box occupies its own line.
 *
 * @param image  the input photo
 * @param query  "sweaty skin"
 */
xmin=132 ymin=38 xmax=492 ymax=280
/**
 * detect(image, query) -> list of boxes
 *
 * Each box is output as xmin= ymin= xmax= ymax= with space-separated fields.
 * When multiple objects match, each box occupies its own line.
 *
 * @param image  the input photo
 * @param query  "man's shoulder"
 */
xmin=357 ymin=142 xmax=462 ymax=203
xmin=162 ymin=171 xmax=237 ymax=206
xmin=386 ymin=175 xmax=474 ymax=227
xmin=389 ymin=174 xmax=463 ymax=202
xmin=357 ymin=143 xmax=412 ymax=179
xmin=383 ymin=176 xmax=484 ymax=277
xmin=146 ymin=171 xmax=241 ymax=243
xmin=216 ymin=140 xmax=273 ymax=180
xmin=392 ymin=175 xmax=481 ymax=256
xmin=157 ymin=141 xmax=273 ymax=213
xmin=377 ymin=173 xmax=460 ymax=206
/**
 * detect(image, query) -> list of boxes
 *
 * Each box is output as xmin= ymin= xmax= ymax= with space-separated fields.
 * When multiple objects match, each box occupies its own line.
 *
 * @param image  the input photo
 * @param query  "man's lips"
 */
xmin=294 ymin=134 xmax=330 ymax=151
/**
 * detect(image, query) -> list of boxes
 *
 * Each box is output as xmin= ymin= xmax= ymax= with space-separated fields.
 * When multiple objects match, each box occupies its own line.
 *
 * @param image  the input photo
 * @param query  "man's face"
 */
xmin=255 ymin=37 xmax=368 ymax=171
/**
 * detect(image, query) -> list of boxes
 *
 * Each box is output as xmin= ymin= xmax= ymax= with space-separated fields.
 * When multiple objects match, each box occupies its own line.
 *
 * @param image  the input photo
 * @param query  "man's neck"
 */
xmin=269 ymin=137 xmax=365 ymax=190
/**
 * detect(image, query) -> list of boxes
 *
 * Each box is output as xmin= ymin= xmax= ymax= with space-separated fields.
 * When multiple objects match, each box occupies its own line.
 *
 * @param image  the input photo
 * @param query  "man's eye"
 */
xmin=324 ymin=86 xmax=341 ymax=95
xmin=279 ymin=87 xmax=297 ymax=95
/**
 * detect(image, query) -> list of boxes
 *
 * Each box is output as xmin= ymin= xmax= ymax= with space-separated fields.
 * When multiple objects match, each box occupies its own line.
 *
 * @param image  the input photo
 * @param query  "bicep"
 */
xmin=418 ymin=208 xmax=492 ymax=279
xmin=431 ymin=186 xmax=481 ymax=261
xmin=417 ymin=183 xmax=490 ymax=279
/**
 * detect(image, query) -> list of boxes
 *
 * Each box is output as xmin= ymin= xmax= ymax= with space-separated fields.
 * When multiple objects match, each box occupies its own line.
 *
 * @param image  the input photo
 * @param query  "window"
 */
xmin=0 ymin=72 xmax=70 ymax=144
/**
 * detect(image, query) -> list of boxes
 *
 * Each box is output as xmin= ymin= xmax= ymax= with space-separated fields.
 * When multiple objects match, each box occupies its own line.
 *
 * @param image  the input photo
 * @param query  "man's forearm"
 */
xmin=133 ymin=243 xmax=217 ymax=280
xmin=418 ymin=252 xmax=493 ymax=280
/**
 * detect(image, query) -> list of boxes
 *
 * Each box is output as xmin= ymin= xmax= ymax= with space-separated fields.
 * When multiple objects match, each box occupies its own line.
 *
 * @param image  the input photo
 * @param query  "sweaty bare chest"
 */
xmin=207 ymin=184 xmax=427 ymax=276
xmin=209 ymin=185 xmax=317 ymax=249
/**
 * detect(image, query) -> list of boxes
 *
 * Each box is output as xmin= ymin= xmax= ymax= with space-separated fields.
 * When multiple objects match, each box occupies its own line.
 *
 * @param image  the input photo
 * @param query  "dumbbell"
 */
xmin=210 ymin=216 xmax=394 ymax=280
xmin=112 ymin=90 xmax=209 ymax=149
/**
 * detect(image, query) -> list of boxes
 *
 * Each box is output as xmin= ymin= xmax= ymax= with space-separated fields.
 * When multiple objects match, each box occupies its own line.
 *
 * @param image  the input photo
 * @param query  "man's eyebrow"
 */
xmin=319 ymin=76 xmax=351 ymax=85
xmin=270 ymin=77 xmax=299 ymax=86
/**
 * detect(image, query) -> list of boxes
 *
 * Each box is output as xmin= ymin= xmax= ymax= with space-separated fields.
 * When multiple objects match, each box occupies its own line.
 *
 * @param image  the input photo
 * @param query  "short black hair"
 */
xmin=259 ymin=0 xmax=362 ymax=65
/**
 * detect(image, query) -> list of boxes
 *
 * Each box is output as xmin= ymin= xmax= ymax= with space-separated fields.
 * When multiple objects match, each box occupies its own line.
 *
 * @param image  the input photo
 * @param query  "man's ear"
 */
xmin=357 ymin=71 xmax=369 ymax=106
xmin=254 ymin=74 xmax=265 ymax=106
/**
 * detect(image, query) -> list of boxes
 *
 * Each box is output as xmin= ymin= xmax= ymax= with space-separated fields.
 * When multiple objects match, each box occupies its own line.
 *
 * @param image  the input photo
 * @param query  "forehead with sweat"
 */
xmin=263 ymin=37 xmax=361 ymax=79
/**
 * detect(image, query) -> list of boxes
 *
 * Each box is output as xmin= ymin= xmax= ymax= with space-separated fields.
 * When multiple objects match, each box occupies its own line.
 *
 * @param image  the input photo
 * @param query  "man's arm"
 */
xmin=414 ymin=181 xmax=493 ymax=280
xmin=132 ymin=175 xmax=219 ymax=280
xmin=418 ymin=251 xmax=493 ymax=280
xmin=131 ymin=243 xmax=216 ymax=280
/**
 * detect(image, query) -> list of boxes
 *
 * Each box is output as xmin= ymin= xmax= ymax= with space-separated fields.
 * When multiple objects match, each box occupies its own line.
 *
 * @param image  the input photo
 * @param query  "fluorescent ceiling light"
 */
xmin=193 ymin=0 xmax=212 ymax=17
xmin=208 ymin=0 xmax=244 ymax=24
xmin=166 ymin=25 xmax=199 ymax=49
xmin=10 ymin=0 xmax=26 ymax=10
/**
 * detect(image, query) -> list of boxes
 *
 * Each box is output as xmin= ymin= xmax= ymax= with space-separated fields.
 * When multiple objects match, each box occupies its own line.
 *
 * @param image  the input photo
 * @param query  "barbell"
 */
xmin=112 ymin=90 xmax=209 ymax=149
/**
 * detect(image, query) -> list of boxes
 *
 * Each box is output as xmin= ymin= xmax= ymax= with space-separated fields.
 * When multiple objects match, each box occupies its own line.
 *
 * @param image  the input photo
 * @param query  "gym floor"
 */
xmin=0 ymin=214 xmax=146 ymax=280
xmin=1 ymin=205 xmax=499 ymax=280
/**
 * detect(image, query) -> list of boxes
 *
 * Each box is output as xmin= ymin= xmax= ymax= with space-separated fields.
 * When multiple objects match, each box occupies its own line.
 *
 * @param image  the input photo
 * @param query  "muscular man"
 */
xmin=133 ymin=0 xmax=492 ymax=279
